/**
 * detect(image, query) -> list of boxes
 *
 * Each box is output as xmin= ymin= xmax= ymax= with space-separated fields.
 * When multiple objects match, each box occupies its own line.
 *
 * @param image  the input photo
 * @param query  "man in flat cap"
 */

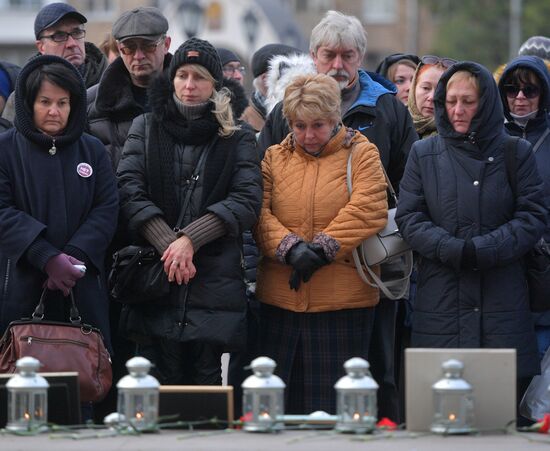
xmin=87 ymin=6 xmax=171 ymax=171
xmin=1 ymin=2 xmax=107 ymax=125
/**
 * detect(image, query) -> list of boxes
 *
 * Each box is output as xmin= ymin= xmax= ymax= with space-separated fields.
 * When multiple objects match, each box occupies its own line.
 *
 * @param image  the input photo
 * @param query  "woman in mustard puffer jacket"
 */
xmin=254 ymin=73 xmax=388 ymax=414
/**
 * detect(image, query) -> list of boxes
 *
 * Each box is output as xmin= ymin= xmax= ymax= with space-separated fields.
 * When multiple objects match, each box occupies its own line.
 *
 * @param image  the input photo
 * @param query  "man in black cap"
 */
xmin=217 ymin=47 xmax=245 ymax=86
xmin=241 ymin=43 xmax=298 ymax=132
xmin=1 ymin=2 xmax=107 ymax=124
xmin=87 ymin=6 xmax=171 ymax=171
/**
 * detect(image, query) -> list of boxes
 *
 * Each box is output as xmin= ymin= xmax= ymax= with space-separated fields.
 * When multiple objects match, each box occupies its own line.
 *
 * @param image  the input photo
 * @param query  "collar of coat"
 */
xmin=281 ymin=125 xmax=360 ymax=157
xmin=92 ymin=53 xmax=172 ymax=121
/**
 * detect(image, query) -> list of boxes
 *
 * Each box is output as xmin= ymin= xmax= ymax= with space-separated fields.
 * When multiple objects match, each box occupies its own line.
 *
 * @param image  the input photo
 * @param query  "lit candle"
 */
xmin=448 ymin=413 xmax=456 ymax=422
xmin=23 ymin=412 xmax=30 ymax=421
xmin=135 ymin=411 xmax=144 ymax=420
xmin=352 ymin=412 xmax=361 ymax=421
xmin=259 ymin=411 xmax=272 ymax=422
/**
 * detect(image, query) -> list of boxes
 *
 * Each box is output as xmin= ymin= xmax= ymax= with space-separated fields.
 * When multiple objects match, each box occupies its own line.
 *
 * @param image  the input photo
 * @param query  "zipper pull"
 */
xmin=27 ymin=336 xmax=32 ymax=345
xmin=49 ymin=138 xmax=57 ymax=156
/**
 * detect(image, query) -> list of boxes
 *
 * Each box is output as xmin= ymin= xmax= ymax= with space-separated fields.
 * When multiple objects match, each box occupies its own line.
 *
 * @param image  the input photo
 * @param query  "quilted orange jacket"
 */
xmin=254 ymin=126 xmax=388 ymax=313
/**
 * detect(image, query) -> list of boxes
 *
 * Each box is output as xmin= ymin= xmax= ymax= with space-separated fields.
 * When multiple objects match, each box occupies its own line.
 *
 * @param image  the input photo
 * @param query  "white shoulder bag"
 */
xmin=347 ymin=151 xmax=413 ymax=300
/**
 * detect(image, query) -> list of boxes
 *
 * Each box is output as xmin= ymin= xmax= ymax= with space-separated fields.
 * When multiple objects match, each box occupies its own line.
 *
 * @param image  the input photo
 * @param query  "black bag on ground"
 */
xmin=109 ymin=245 xmax=169 ymax=304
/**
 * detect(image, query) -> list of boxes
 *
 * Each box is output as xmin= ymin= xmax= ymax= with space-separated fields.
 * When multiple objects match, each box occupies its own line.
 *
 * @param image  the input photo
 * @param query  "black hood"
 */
xmin=498 ymin=55 xmax=550 ymax=122
xmin=375 ymin=53 xmax=420 ymax=77
xmin=14 ymin=54 xmax=86 ymax=149
xmin=434 ymin=61 xmax=506 ymax=150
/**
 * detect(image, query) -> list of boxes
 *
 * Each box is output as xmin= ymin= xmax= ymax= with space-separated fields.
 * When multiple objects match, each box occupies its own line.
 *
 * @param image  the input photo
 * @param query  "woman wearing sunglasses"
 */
xmin=396 ymin=61 xmax=547 ymax=424
xmin=498 ymin=55 xmax=550 ymax=363
xmin=408 ymin=55 xmax=456 ymax=139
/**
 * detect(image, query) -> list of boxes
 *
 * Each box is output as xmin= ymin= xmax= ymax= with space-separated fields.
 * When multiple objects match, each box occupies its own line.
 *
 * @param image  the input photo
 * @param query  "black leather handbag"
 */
xmin=109 ymin=245 xmax=169 ymax=304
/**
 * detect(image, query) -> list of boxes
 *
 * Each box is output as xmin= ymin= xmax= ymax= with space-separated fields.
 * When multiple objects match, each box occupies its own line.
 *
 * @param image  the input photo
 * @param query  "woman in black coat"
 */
xmin=117 ymin=38 xmax=262 ymax=385
xmin=396 ymin=62 xmax=547 ymax=387
xmin=0 ymin=55 xmax=118 ymax=346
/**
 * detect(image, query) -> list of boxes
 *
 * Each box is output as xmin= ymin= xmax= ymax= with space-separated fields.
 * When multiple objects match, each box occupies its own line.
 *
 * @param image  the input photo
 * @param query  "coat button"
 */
xmin=488 ymin=156 xmax=494 ymax=162
xmin=473 ymin=180 xmax=479 ymax=186
xmin=474 ymin=308 xmax=479 ymax=312
xmin=177 ymin=321 xmax=182 ymax=326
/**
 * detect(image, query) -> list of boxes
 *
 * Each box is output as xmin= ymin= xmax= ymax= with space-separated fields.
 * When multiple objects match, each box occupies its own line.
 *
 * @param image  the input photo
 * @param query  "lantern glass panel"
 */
xmin=8 ymin=390 xmax=47 ymax=431
xmin=432 ymin=392 xmax=475 ymax=433
xmin=336 ymin=392 xmax=376 ymax=431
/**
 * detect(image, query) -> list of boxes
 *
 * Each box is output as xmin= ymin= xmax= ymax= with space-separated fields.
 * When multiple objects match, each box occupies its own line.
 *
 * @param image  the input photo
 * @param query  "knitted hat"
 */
xmin=170 ymin=38 xmax=223 ymax=89
xmin=216 ymin=48 xmax=240 ymax=66
xmin=518 ymin=36 xmax=550 ymax=60
xmin=251 ymin=43 xmax=300 ymax=77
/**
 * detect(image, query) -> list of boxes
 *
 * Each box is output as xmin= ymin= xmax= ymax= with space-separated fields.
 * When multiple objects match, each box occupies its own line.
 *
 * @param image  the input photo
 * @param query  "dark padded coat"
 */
xmin=499 ymin=56 xmax=550 ymax=327
xmin=87 ymin=54 xmax=172 ymax=172
xmin=116 ymin=73 xmax=262 ymax=350
xmin=0 ymin=55 xmax=118 ymax=347
xmin=257 ymin=69 xmax=418 ymax=189
xmin=396 ymin=61 xmax=547 ymax=378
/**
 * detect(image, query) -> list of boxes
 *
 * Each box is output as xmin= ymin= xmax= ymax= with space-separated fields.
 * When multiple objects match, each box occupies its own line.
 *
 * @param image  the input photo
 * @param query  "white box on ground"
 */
xmin=405 ymin=348 xmax=516 ymax=432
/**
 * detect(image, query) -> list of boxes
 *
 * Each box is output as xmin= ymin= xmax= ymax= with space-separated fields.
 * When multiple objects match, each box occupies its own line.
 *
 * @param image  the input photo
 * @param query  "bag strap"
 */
xmin=347 ymin=149 xmax=398 ymax=206
xmin=347 ymin=149 xmax=412 ymax=300
xmin=174 ymin=138 xmax=217 ymax=232
xmin=504 ymin=136 xmax=520 ymax=198
xmin=32 ymin=289 xmax=81 ymax=324
xmin=533 ymin=128 xmax=550 ymax=154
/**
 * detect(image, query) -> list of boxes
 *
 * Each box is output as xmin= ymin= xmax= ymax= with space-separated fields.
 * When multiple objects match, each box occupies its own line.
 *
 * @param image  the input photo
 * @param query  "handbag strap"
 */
xmin=347 ymin=149 xmax=398 ymax=205
xmin=533 ymin=128 xmax=550 ymax=154
xmin=32 ymin=289 xmax=81 ymax=324
xmin=174 ymin=138 xmax=217 ymax=232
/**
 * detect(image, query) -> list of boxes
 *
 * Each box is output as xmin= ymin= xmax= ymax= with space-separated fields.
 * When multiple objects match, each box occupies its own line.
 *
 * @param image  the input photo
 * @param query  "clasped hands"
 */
xmin=161 ymin=235 xmax=196 ymax=285
xmin=286 ymin=241 xmax=328 ymax=291
xmin=44 ymin=253 xmax=85 ymax=296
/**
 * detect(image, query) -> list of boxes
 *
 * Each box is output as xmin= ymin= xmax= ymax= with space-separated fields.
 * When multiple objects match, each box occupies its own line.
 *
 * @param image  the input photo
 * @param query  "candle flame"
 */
xmin=135 ymin=412 xmax=144 ymax=420
xmin=449 ymin=413 xmax=456 ymax=421
xmin=23 ymin=412 xmax=30 ymax=420
xmin=353 ymin=412 xmax=361 ymax=421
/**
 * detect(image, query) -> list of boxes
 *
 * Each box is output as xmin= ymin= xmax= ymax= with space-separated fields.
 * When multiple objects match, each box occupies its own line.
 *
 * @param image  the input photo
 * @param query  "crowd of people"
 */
xmin=0 ymin=2 xmax=548 ymax=426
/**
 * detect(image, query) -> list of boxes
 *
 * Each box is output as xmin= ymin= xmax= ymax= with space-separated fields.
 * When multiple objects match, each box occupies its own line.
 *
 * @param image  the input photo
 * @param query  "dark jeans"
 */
xmin=139 ymin=338 xmax=224 ymax=385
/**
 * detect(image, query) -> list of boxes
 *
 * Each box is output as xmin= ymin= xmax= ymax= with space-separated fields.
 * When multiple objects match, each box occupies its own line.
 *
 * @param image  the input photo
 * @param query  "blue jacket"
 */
xmin=0 ymin=56 xmax=118 ymax=348
xmin=396 ymin=61 xmax=547 ymax=378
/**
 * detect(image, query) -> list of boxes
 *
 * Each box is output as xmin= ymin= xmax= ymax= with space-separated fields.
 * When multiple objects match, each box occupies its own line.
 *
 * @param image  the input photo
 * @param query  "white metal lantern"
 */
xmin=6 ymin=356 xmax=49 ymax=432
xmin=117 ymin=357 xmax=160 ymax=431
xmin=334 ymin=357 xmax=378 ymax=433
xmin=431 ymin=359 xmax=476 ymax=434
xmin=241 ymin=356 xmax=285 ymax=432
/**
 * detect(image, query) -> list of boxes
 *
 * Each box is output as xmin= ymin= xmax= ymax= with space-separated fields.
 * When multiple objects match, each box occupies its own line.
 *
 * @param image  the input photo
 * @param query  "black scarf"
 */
xmin=148 ymin=82 xmax=220 ymax=227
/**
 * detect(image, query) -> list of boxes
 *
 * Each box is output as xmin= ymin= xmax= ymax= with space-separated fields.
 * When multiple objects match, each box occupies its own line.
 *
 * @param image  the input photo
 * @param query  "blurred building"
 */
xmin=0 ymin=0 xmax=434 ymax=74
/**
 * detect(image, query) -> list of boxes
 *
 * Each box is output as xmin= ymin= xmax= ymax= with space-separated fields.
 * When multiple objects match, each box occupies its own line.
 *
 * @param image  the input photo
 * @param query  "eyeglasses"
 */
xmin=421 ymin=55 xmax=457 ymax=69
xmin=39 ymin=29 xmax=86 ymax=43
xmin=503 ymin=84 xmax=540 ymax=99
xmin=223 ymin=65 xmax=246 ymax=75
xmin=119 ymin=38 xmax=164 ymax=56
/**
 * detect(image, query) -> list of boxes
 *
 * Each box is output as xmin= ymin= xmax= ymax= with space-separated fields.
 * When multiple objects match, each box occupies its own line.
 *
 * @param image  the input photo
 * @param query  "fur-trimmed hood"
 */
xmin=265 ymin=53 xmax=316 ymax=114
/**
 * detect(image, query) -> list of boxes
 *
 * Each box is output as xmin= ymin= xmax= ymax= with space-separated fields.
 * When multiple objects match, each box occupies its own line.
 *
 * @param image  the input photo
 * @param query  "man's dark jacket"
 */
xmin=87 ymin=54 xmax=172 ymax=172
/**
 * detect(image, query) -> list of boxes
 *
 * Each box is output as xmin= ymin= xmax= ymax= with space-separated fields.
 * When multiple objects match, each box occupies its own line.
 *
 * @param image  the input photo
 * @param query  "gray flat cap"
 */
xmin=112 ymin=6 xmax=168 ymax=42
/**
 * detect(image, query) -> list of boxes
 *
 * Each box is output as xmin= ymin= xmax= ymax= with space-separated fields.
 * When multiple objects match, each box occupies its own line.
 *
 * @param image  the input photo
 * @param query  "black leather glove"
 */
xmin=287 ymin=242 xmax=328 ymax=290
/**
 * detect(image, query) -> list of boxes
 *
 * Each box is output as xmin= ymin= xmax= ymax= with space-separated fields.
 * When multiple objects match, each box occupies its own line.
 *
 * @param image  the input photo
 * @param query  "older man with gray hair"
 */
xmin=257 ymin=10 xmax=417 ymax=421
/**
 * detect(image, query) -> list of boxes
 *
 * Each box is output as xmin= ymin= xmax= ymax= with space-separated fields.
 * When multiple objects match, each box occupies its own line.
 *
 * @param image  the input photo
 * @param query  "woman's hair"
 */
xmin=24 ymin=62 xmax=81 ymax=113
xmin=99 ymin=33 xmax=119 ymax=59
xmin=282 ymin=73 xmax=341 ymax=125
xmin=310 ymin=10 xmax=367 ymax=59
xmin=447 ymin=70 xmax=480 ymax=95
xmin=177 ymin=63 xmax=239 ymax=137
xmin=502 ymin=66 xmax=541 ymax=88
xmin=386 ymin=59 xmax=417 ymax=83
